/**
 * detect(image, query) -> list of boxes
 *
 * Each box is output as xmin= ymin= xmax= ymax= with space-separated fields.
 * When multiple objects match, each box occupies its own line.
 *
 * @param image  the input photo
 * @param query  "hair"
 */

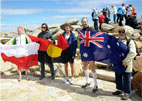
xmin=81 ymin=17 xmax=88 ymax=22
xmin=118 ymin=27 xmax=125 ymax=32
xmin=17 ymin=26 xmax=23 ymax=30
xmin=41 ymin=23 xmax=48 ymax=31
xmin=64 ymin=23 xmax=71 ymax=28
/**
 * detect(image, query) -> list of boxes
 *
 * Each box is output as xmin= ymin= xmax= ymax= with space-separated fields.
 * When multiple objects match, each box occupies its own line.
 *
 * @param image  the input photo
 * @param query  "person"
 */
xmin=80 ymin=17 xmax=98 ymax=93
xmin=91 ymin=8 xmax=99 ymax=31
xmin=104 ymin=6 xmax=110 ymax=24
xmin=129 ymin=10 xmax=138 ymax=29
xmin=112 ymin=27 xmax=136 ymax=100
xmin=125 ymin=5 xmax=132 ymax=25
xmin=99 ymin=12 xmax=105 ymax=30
xmin=5 ymin=26 xmax=32 ymax=81
xmin=117 ymin=5 xmax=125 ymax=26
xmin=38 ymin=23 xmax=55 ymax=80
xmin=111 ymin=5 xmax=117 ymax=23
xmin=61 ymin=23 xmax=77 ymax=84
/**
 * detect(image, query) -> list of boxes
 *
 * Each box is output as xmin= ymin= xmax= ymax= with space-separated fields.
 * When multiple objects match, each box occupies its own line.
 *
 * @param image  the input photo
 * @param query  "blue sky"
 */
xmin=1 ymin=0 xmax=142 ymax=32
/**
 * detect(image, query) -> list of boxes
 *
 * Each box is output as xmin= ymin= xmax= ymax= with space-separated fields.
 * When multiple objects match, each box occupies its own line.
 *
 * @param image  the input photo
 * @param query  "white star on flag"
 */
xmin=83 ymin=52 xmax=88 ymax=58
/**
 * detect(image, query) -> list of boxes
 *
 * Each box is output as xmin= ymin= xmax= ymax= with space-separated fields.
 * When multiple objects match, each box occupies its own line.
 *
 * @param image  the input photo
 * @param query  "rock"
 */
xmin=101 ymin=23 xmax=114 ymax=32
xmin=135 ymin=41 xmax=142 ymax=49
xmin=96 ymin=69 xmax=115 ymax=82
xmin=123 ymin=26 xmax=134 ymax=37
xmin=139 ymin=36 xmax=142 ymax=41
xmin=30 ymin=29 xmax=41 ymax=36
xmin=49 ymin=24 xmax=61 ymax=29
xmin=133 ymin=55 xmax=142 ymax=71
xmin=0 ymin=56 xmax=13 ymax=73
xmin=72 ymin=31 xmax=79 ymax=37
xmin=137 ymin=18 xmax=142 ymax=23
xmin=0 ymin=38 xmax=10 ymax=44
xmin=54 ymin=59 xmax=83 ymax=77
xmin=71 ymin=25 xmax=82 ymax=31
xmin=65 ymin=19 xmax=79 ymax=25
xmin=132 ymin=33 xmax=141 ymax=40
xmin=53 ymin=29 xmax=64 ymax=39
xmin=50 ymin=28 xmax=60 ymax=35
xmin=131 ymin=71 xmax=142 ymax=97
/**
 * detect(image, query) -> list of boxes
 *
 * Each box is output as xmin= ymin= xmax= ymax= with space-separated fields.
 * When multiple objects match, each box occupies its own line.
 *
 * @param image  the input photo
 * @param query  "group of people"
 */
xmin=91 ymin=3 xmax=139 ymax=31
xmin=5 ymin=16 xmax=137 ymax=100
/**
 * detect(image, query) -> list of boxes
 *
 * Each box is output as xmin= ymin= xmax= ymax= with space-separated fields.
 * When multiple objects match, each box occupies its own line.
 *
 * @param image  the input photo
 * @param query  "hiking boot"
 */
xmin=121 ymin=93 xmax=129 ymax=100
xmin=92 ymin=86 xmax=98 ymax=93
xmin=81 ymin=83 xmax=90 ymax=88
xmin=112 ymin=90 xmax=122 ymax=95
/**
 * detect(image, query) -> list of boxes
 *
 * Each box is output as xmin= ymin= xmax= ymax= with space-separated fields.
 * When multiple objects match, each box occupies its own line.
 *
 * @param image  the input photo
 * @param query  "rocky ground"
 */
xmin=0 ymin=73 xmax=142 ymax=101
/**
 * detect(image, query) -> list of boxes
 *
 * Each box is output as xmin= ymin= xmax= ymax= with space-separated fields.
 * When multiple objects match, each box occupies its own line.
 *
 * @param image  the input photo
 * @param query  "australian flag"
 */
xmin=79 ymin=30 xmax=129 ymax=75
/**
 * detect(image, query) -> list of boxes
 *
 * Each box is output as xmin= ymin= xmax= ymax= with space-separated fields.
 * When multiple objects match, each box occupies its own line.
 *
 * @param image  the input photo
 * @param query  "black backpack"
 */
xmin=126 ymin=39 xmax=140 ymax=60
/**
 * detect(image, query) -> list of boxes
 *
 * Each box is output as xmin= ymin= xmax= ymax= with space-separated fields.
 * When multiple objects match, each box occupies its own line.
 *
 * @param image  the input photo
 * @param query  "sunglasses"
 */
xmin=42 ymin=27 xmax=46 ymax=29
xmin=119 ymin=31 xmax=125 ymax=33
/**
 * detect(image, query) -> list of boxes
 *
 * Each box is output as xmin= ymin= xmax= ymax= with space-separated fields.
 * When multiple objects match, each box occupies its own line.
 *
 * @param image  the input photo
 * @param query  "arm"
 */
xmin=123 ymin=40 xmax=137 ymax=63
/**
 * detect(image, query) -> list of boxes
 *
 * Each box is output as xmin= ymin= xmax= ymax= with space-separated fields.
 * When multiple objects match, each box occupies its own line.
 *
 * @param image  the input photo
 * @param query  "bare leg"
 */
xmin=17 ymin=70 xmax=22 ymax=82
xmin=89 ymin=61 xmax=95 ymax=73
xmin=25 ymin=69 xmax=29 ymax=80
xmin=65 ymin=63 xmax=68 ymax=77
xmin=70 ymin=63 xmax=74 ymax=77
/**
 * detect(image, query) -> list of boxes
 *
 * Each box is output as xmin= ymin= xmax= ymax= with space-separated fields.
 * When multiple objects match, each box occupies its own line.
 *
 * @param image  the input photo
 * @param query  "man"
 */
xmin=117 ymin=5 xmax=125 ymax=26
xmin=91 ymin=8 xmax=99 ymax=31
xmin=104 ymin=6 xmax=110 ymax=24
xmin=112 ymin=27 xmax=136 ymax=100
xmin=61 ymin=23 xmax=77 ymax=84
xmin=80 ymin=17 xmax=98 ymax=93
xmin=5 ymin=26 xmax=32 ymax=81
xmin=38 ymin=23 xmax=55 ymax=80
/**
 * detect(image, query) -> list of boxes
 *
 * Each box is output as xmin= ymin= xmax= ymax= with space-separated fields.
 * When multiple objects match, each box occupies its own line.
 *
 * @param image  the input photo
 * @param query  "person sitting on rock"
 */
xmin=112 ymin=27 xmax=136 ymax=100
xmin=38 ymin=23 xmax=55 ymax=80
xmin=5 ymin=26 xmax=32 ymax=82
xmin=61 ymin=23 xmax=77 ymax=84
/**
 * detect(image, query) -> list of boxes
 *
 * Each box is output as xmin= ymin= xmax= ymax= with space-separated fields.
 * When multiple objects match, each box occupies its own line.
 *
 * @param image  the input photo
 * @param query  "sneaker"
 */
xmin=112 ymin=90 xmax=122 ymax=95
xmin=92 ymin=86 xmax=98 ymax=93
xmin=81 ymin=83 xmax=90 ymax=88
xmin=51 ymin=75 xmax=55 ymax=80
xmin=39 ymin=76 xmax=45 ymax=80
xmin=62 ymin=77 xmax=69 ymax=83
xmin=70 ymin=78 xmax=74 ymax=84
xmin=121 ymin=93 xmax=129 ymax=100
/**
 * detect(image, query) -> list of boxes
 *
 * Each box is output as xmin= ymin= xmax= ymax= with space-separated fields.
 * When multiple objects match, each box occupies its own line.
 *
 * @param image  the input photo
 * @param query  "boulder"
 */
xmin=53 ymin=59 xmax=83 ymax=77
xmin=101 ymin=23 xmax=114 ymax=32
xmin=49 ymin=24 xmax=61 ymax=29
xmin=50 ymin=28 xmax=60 ymax=35
xmin=133 ymin=55 xmax=142 ymax=72
xmin=53 ymin=29 xmax=64 ymax=39
xmin=135 ymin=41 xmax=142 ymax=49
xmin=71 ymin=25 xmax=82 ymax=31
xmin=65 ymin=19 xmax=79 ymax=25
xmin=131 ymin=71 xmax=142 ymax=97
xmin=132 ymin=33 xmax=141 ymax=40
xmin=123 ymin=26 xmax=134 ymax=37
xmin=137 ymin=18 xmax=142 ymax=23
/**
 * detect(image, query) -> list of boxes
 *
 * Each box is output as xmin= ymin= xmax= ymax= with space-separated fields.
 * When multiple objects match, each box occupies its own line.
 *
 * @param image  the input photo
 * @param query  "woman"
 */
xmin=38 ymin=23 xmax=55 ymax=80
xmin=61 ymin=23 xmax=77 ymax=84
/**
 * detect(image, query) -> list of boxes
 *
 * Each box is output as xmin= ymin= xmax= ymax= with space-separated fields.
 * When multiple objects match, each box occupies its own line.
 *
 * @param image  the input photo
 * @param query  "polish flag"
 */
xmin=1 ymin=43 xmax=40 ymax=70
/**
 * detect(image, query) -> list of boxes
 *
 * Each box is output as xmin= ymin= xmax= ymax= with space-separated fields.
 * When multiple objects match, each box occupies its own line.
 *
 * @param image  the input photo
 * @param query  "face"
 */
xmin=119 ymin=30 xmax=126 ymax=40
xmin=81 ymin=18 xmax=88 ymax=28
xmin=65 ymin=26 xmax=71 ymax=33
xmin=17 ymin=27 xmax=23 ymax=35
xmin=42 ymin=25 xmax=47 ymax=32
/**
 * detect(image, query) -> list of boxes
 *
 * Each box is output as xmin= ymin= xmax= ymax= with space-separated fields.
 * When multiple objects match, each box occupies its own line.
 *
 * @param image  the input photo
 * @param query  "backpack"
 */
xmin=126 ymin=39 xmax=140 ymax=60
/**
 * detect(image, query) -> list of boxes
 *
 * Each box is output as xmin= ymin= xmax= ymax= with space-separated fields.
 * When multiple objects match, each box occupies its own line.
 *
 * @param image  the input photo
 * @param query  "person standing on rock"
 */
xmin=79 ymin=17 xmax=98 ymax=93
xmin=5 ymin=26 xmax=32 ymax=82
xmin=91 ymin=8 xmax=99 ymax=32
xmin=111 ymin=5 xmax=117 ymax=24
xmin=38 ymin=23 xmax=55 ymax=80
xmin=61 ymin=23 xmax=77 ymax=84
xmin=112 ymin=27 xmax=136 ymax=100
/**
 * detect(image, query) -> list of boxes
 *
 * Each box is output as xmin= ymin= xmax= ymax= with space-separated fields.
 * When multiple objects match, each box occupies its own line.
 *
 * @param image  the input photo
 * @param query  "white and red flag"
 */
xmin=0 ymin=43 xmax=39 ymax=70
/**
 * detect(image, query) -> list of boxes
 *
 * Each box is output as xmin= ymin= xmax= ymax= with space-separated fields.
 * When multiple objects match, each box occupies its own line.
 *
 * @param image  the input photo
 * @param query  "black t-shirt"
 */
xmin=82 ymin=26 xmax=95 ymax=32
